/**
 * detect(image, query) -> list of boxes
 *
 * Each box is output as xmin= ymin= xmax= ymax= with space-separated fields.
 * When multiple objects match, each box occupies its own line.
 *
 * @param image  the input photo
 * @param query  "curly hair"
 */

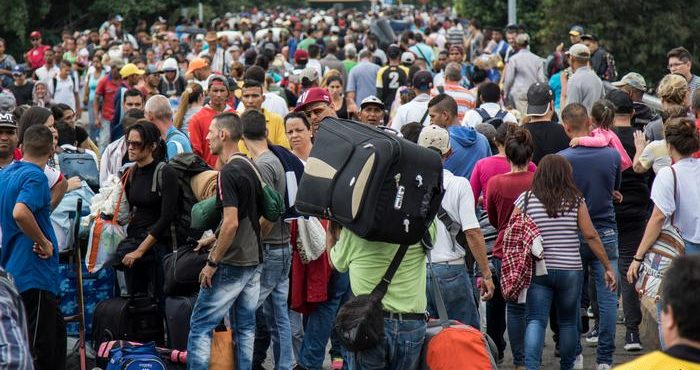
xmin=657 ymin=74 xmax=688 ymax=106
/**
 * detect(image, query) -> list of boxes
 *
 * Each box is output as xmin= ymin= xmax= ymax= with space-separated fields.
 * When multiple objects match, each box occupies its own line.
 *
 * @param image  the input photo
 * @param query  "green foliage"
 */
xmin=454 ymin=0 xmax=700 ymax=87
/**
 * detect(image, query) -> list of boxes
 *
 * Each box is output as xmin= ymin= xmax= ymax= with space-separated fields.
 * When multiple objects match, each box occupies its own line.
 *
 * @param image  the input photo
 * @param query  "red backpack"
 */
xmin=501 ymin=192 xmax=541 ymax=302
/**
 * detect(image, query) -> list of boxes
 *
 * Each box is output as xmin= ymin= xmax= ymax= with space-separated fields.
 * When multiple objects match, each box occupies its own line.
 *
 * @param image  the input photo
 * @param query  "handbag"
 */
xmin=190 ymin=196 xmax=221 ymax=230
xmin=231 ymin=154 xmax=285 ymax=222
xmin=334 ymin=243 xmax=410 ymax=352
xmin=635 ymin=167 xmax=685 ymax=301
xmin=86 ymin=171 xmax=129 ymax=273
xmin=296 ymin=217 xmax=327 ymax=263
xmin=162 ymin=244 xmax=208 ymax=296
xmin=209 ymin=327 xmax=234 ymax=370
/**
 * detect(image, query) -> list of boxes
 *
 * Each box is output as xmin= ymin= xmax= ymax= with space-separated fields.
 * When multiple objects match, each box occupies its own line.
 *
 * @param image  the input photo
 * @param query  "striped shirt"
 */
xmin=431 ymin=82 xmax=476 ymax=123
xmin=515 ymin=192 xmax=582 ymax=271
xmin=0 ymin=269 xmax=33 ymax=370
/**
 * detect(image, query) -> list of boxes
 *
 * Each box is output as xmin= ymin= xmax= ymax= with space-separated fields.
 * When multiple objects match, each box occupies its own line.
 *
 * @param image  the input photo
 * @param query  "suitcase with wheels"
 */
xmin=165 ymin=295 xmax=197 ymax=350
xmin=92 ymin=295 xmax=165 ymax=349
xmin=295 ymin=117 xmax=443 ymax=245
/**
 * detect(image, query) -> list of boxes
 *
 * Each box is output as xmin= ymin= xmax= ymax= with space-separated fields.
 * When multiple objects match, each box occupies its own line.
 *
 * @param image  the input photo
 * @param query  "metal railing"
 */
xmin=603 ymin=81 xmax=662 ymax=111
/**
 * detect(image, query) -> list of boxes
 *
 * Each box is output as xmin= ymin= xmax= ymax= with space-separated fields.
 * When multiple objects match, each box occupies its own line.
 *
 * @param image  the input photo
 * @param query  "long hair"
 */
xmin=18 ymin=106 xmax=52 ymax=144
xmin=125 ymin=120 xmax=167 ymax=163
xmin=173 ymin=83 xmax=204 ymax=129
xmin=531 ymin=154 xmax=582 ymax=217
xmin=590 ymin=99 xmax=615 ymax=130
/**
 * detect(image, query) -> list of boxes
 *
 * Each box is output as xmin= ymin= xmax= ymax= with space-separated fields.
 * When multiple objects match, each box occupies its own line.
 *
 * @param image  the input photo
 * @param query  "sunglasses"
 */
xmin=31 ymin=38 xmax=39 ymax=41
xmin=126 ymin=140 xmax=144 ymax=149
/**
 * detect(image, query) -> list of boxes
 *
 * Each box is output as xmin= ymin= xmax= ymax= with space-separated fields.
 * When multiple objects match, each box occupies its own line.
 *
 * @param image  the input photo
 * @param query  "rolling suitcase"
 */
xmin=165 ymin=295 xmax=197 ymax=350
xmin=92 ymin=295 xmax=165 ymax=349
xmin=295 ymin=117 xmax=443 ymax=245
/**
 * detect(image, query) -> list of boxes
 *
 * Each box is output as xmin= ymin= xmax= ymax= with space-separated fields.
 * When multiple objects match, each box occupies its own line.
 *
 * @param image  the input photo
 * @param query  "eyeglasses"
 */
xmin=668 ymin=61 xmax=688 ymax=70
xmin=126 ymin=140 xmax=144 ymax=149
xmin=31 ymin=38 xmax=39 ymax=41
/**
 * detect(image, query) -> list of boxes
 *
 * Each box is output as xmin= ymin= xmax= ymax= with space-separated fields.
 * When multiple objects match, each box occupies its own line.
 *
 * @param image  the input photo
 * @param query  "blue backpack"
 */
xmin=106 ymin=341 xmax=167 ymax=370
xmin=58 ymin=147 xmax=100 ymax=192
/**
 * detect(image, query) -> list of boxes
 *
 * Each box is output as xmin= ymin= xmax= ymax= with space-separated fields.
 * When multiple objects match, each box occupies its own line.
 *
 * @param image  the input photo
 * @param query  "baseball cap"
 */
xmin=119 ymin=63 xmax=145 ymax=78
xmin=0 ymin=111 xmax=16 ymax=130
xmin=294 ymin=87 xmax=332 ymax=112
xmin=30 ymin=31 xmax=41 ymax=39
xmin=294 ymin=49 xmax=309 ymax=64
xmin=580 ymin=34 xmax=598 ymax=42
xmin=412 ymin=70 xmax=433 ymax=91
xmin=300 ymin=67 xmax=320 ymax=87
xmin=612 ymin=72 xmax=647 ymax=91
xmin=606 ymin=89 xmax=634 ymax=114
xmin=186 ymin=58 xmax=208 ymax=75
xmin=360 ymin=95 xmax=385 ymax=110
xmin=526 ymin=82 xmax=554 ymax=117
xmin=114 ymin=14 xmax=124 ymax=22
xmin=207 ymin=75 xmax=230 ymax=90
xmin=569 ymin=25 xmax=584 ymax=37
xmin=387 ymin=44 xmax=401 ymax=60
xmin=11 ymin=65 xmax=26 ymax=75
xmin=401 ymin=52 xmax=415 ymax=65
xmin=567 ymin=43 xmax=590 ymax=59
xmin=418 ymin=125 xmax=451 ymax=156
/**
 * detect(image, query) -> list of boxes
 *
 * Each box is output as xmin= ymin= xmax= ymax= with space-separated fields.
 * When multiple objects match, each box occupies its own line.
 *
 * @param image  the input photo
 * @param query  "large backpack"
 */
xmin=602 ymin=51 xmax=618 ymax=82
xmin=58 ymin=147 xmax=100 ymax=192
xmin=295 ymin=117 xmax=444 ymax=245
xmin=500 ymin=192 xmax=542 ymax=302
xmin=475 ymin=108 xmax=508 ymax=130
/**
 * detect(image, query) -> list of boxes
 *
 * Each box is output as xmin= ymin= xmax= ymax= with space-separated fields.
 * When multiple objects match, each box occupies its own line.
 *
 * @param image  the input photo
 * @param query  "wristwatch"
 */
xmin=207 ymin=258 xmax=219 ymax=268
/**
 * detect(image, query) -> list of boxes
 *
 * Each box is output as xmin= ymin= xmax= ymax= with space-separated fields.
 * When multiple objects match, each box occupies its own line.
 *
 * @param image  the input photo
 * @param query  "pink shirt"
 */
xmin=577 ymin=128 xmax=632 ymax=171
xmin=469 ymin=155 xmax=537 ymax=209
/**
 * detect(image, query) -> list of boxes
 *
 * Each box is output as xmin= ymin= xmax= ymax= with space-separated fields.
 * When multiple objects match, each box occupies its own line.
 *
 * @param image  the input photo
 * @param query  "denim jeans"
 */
xmin=346 ymin=318 xmax=426 ymax=370
xmin=685 ymin=239 xmax=700 ymax=255
xmin=289 ymin=310 xmax=304 ymax=361
xmin=426 ymin=263 xmax=480 ymax=328
xmin=578 ymin=226 xmax=619 ymax=365
xmin=297 ymin=270 xmax=350 ymax=370
xmin=256 ymin=244 xmax=293 ymax=370
xmin=87 ymin=103 xmax=100 ymax=142
xmin=487 ymin=258 xmax=527 ymax=366
xmin=187 ymin=264 xmax=260 ymax=370
xmin=524 ymin=269 xmax=583 ymax=370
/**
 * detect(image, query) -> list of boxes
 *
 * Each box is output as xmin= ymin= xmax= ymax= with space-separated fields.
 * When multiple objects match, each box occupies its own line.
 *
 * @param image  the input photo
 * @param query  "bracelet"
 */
xmin=633 ymin=256 xmax=644 ymax=263
xmin=207 ymin=258 xmax=219 ymax=268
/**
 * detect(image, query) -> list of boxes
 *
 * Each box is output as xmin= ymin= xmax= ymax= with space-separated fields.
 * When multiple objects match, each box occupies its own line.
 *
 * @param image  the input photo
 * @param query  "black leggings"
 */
xmin=21 ymin=289 xmax=66 ymax=370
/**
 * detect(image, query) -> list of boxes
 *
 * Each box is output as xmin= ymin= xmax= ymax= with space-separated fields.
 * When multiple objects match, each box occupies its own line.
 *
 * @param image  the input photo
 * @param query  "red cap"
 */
xmin=294 ymin=88 xmax=332 ymax=112
xmin=30 ymin=31 xmax=41 ymax=39
xmin=294 ymin=49 xmax=309 ymax=64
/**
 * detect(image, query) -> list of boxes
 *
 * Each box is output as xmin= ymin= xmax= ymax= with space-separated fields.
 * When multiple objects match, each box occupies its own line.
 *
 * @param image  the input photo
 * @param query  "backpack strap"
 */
xmin=495 ymin=110 xmax=508 ymax=120
xmin=437 ymin=85 xmax=445 ymax=95
xmin=370 ymin=243 xmax=410 ymax=299
xmin=436 ymin=206 xmax=463 ymax=253
xmin=523 ymin=191 xmax=531 ymax=216
xmin=419 ymin=108 xmax=430 ymax=125
xmin=475 ymin=107 xmax=491 ymax=121
xmin=151 ymin=161 xmax=166 ymax=195
xmin=427 ymin=252 xmax=450 ymax=327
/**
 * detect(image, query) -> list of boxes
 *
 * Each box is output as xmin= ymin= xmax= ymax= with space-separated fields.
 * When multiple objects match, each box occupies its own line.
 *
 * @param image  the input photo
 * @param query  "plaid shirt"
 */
xmin=501 ymin=210 xmax=541 ymax=302
xmin=0 ymin=268 xmax=33 ymax=369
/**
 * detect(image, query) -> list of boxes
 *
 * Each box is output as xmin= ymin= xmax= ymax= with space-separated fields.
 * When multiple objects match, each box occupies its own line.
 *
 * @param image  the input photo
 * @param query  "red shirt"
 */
xmin=26 ymin=45 xmax=50 ymax=70
xmin=188 ymin=105 xmax=235 ymax=168
xmin=486 ymin=171 xmax=535 ymax=259
xmin=95 ymin=75 xmax=123 ymax=121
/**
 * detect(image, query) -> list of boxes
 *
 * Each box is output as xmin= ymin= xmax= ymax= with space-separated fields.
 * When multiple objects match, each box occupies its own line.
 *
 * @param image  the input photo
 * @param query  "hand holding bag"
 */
xmin=635 ymin=167 xmax=685 ymax=301
xmin=86 ymin=170 xmax=129 ymax=273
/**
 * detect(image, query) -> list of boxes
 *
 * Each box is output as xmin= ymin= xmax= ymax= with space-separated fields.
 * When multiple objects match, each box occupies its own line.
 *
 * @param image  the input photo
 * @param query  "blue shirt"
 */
xmin=559 ymin=147 xmax=621 ymax=229
xmin=166 ymin=125 xmax=193 ymax=160
xmin=346 ymin=61 xmax=381 ymax=106
xmin=0 ymin=161 xmax=59 ymax=295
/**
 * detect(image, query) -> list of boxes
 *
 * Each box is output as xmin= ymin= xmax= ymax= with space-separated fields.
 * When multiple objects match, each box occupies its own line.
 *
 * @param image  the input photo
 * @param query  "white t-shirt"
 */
xmin=650 ymin=158 xmax=700 ymax=243
xmin=390 ymin=93 xmax=432 ymax=132
xmin=430 ymin=169 xmax=481 ymax=263
xmin=462 ymin=102 xmax=518 ymax=127
xmin=50 ymin=74 xmax=79 ymax=110
xmin=35 ymin=64 xmax=60 ymax=85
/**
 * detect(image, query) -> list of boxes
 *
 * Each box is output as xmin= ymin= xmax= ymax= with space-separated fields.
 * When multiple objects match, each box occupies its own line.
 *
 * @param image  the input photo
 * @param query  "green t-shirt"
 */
xmin=343 ymin=60 xmax=358 ymax=73
xmin=297 ymin=38 xmax=316 ymax=51
xmin=330 ymin=228 xmax=427 ymax=314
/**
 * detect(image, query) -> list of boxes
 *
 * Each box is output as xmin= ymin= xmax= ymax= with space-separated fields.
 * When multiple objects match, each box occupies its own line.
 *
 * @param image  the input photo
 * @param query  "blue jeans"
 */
xmin=297 ymin=270 xmax=350 ymax=370
xmin=524 ymin=269 xmax=584 ymax=370
xmin=346 ymin=318 xmax=426 ymax=370
xmin=187 ymin=264 xmax=260 ymax=370
xmin=578 ymin=226 xmax=619 ymax=365
xmin=98 ymin=118 xmax=111 ymax=154
xmin=426 ymin=263 xmax=480 ymax=328
xmin=289 ymin=310 xmax=304 ymax=361
xmin=488 ymin=258 xmax=527 ymax=366
xmin=685 ymin=239 xmax=700 ymax=255
xmin=256 ymin=244 xmax=293 ymax=370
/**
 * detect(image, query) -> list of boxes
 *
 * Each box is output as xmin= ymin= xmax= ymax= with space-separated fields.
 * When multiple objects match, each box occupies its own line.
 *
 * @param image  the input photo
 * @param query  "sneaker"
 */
xmin=331 ymin=357 xmax=344 ymax=370
xmin=624 ymin=332 xmax=643 ymax=352
xmin=597 ymin=364 xmax=612 ymax=370
xmin=587 ymin=306 xmax=595 ymax=318
xmin=573 ymin=354 xmax=583 ymax=370
xmin=586 ymin=326 xmax=599 ymax=344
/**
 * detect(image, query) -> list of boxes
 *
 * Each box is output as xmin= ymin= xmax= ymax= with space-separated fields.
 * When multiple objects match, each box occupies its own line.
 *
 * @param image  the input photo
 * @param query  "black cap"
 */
xmin=526 ymin=82 xmax=553 ymax=116
xmin=606 ymin=89 xmax=634 ymax=114
xmin=412 ymin=70 xmax=433 ymax=91
xmin=580 ymin=34 xmax=598 ymax=42
xmin=0 ymin=111 xmax=17 ymax=130
xmin=387 ymin=44 xmax=401 ymax=60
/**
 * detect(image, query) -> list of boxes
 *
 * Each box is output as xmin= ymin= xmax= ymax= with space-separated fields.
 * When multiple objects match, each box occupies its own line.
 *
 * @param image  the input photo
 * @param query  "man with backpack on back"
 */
xmin=462 ymin=82 xmax=518 ymax=128
xmin=144 ymin=95 xmax=192 ymax=160
xmin=581 ymin=34 xmax=617 ymax=82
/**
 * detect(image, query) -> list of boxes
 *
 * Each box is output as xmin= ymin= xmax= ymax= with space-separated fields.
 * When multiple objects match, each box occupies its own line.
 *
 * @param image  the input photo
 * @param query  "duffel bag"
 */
xmin=295 ymin=117 xmax=443 ymax=245
xmin=162 ymin=246 xmax=207 ymax=297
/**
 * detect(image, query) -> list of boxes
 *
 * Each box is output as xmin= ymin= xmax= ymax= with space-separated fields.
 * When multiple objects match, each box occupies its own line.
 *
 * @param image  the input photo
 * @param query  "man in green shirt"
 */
xmin=330 ymin=227 xmax=430 ymax=369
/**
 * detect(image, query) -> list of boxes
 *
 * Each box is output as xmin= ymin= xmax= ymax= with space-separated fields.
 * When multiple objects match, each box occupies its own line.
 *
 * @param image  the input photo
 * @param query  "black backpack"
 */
xmin=475 ymin=108 xmax=508 ymax=129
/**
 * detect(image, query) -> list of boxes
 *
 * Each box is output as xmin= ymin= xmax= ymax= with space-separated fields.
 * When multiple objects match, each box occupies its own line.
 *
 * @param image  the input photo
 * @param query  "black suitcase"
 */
xmin=295 ymin=117 xmax=444 ymax=245
xmin=165 ymin=295 xmax=197 ymax=350
xmin=92 ymin=296 xmax=165 ymax=349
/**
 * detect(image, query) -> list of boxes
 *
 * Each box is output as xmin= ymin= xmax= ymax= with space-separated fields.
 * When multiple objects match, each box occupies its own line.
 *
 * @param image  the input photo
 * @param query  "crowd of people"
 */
xmin=0 ymin=5 xmax=699 ymax=370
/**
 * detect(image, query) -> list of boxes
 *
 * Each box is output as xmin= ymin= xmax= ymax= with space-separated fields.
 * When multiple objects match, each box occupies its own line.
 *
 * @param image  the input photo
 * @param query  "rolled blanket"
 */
xmin=190 ymin=170 xmax=218 ymax=201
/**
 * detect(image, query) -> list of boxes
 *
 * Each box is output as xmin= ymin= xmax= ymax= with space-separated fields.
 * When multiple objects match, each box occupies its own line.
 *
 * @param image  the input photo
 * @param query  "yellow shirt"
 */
xmin=240 ymin=109 xmax=290 ymax=155
xmin=614 ymin=350 xmax=700 ymax=370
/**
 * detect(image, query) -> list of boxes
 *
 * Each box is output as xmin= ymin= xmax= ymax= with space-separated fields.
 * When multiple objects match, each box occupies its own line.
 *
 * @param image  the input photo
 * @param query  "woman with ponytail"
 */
xmin=173 ymin=82 xmax=204 ymax=137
